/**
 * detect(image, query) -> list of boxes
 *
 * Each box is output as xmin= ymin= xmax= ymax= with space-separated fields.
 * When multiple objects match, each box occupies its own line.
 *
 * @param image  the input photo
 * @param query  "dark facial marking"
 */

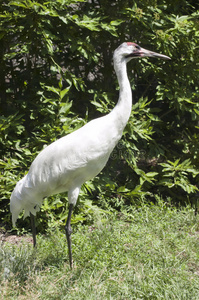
xmin=125 ymin=43 xmax=142 ymax=58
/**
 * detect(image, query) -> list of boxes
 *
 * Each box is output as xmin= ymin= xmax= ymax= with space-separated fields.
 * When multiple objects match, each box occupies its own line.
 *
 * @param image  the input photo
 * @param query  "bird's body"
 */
xmin=11 ymin=112 xmax=126 ymax=224
xmin=10 ymin=42 xmax=170 ymax=267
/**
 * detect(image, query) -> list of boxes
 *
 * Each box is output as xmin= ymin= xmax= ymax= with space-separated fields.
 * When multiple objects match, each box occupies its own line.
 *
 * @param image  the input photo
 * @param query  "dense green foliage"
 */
xmin=1 ymin=0 xmax=199 ymax=230
xmin=1 ymin=204 xmax=199 ymax=298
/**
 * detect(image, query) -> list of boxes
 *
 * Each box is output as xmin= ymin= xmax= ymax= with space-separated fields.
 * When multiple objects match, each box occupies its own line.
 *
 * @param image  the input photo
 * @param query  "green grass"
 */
xmin=1 ymin=202 xmax=199 ymax=299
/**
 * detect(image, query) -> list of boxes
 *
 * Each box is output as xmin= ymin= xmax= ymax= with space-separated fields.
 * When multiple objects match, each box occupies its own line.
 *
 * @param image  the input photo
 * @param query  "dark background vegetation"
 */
xmin=1 ymin=0 xmax=199 ymax=232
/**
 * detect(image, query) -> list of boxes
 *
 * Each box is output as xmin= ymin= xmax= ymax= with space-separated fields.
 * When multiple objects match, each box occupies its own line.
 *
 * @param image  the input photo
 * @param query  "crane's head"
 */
xmin=114 ymin=42 xmax=171 ymax=63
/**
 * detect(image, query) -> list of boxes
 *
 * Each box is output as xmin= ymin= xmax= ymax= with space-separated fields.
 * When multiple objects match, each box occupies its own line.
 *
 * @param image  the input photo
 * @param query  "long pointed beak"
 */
xmin=138 ymin=47 xmax=171 ymax=60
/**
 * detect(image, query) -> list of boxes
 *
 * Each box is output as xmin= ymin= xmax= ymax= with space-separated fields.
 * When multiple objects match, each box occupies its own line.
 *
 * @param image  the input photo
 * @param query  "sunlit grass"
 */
xmin=1 ymin=202 xmax=199 ymax=299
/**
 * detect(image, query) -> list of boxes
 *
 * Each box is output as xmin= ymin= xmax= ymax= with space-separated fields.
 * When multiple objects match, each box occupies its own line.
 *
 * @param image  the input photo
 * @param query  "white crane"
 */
xmin=10 ymin=42 xmax=170 ymax=268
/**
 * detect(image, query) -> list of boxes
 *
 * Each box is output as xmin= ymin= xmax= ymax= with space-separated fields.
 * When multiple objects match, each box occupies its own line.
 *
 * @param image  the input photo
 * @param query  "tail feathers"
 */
xmin=23 ymin=204 xmax=40 ymax=219
xmin=10 ymin=175 xmax=41 ymax=227
xmin=11 ymin=192 xmax=41 ymax=226
xmin=10 ymin=190 xmax=23 ymax=227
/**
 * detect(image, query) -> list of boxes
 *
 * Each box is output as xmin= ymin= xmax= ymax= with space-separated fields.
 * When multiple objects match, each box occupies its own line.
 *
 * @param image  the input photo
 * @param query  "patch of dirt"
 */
xmin=0 ymin=232 xmax=33 ymax=245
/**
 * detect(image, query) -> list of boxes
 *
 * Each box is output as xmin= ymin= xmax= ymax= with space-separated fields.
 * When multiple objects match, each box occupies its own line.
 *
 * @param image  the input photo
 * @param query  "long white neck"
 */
xmin=110 ymin=57 xmax=132 ymax=136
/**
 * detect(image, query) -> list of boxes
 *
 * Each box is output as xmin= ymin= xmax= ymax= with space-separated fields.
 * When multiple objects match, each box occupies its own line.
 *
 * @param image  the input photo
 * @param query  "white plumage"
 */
xmin=10 ymin=42 xmax=170 ymax=267
xmin=11 ymin=114 xmax=122 ymax=224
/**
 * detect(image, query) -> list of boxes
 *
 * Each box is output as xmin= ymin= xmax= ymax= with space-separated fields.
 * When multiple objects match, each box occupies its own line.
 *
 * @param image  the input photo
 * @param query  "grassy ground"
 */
xmin=1 ymin=202 xmax=199 ymax=299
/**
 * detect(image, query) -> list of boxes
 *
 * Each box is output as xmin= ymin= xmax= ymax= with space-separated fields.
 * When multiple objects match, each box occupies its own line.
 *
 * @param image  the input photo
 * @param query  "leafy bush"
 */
xmin=1 ymin=0 xmax=199 ymax=230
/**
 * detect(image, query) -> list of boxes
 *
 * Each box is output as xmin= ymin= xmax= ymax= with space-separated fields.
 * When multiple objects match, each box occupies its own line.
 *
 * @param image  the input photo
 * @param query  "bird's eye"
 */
xmin=135 ymin=45 xmax=141 ymax=50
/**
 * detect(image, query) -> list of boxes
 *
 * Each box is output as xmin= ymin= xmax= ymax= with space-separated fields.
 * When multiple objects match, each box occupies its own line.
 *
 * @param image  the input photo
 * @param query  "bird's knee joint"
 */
xmin=65 ymin=225 xmax=72 ymax=237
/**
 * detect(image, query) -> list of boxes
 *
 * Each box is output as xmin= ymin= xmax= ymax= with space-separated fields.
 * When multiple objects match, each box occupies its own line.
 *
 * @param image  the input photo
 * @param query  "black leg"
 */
xmin=30 ymin=213 xmax=36 ymax=247
xmin=65 ymin=203 xmax=74 ymax=269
